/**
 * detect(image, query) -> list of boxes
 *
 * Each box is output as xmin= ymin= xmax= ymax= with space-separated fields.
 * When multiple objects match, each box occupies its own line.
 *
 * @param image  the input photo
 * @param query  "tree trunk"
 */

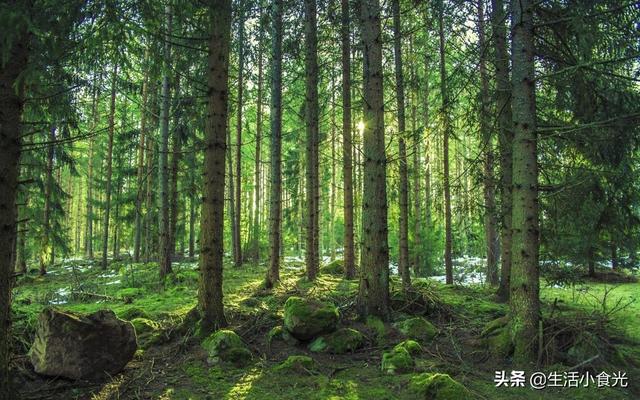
xmin=198 ymin=0 xmax=232 ymax=333
xmin=251 ymin=22 xmax=264 ymax=263
xmin=411 ymin=48 xmax=422 ymax=276
xmin=478 ymin=0 xmax=499 ymax=286
xmin=357 ymin=0 xmax=390 ymax=321
xmin=509 ymin=0 xmax=540 ymax=366
xmin=392 ymin=0 xmax=411 ymax=290
xmin=611 ymin=243 xmax=618 ymax=270
xmin=330 ymin=80 xmax=336 ymax=262
xmin=266 ymin=0 xmax=284 ymax=288
xmin=438 ymin=2 xmax=453 ymax=285
xmin=101 ymin=64 xmax=118 ymax=270
xmin=304 ymin=0 xmax=320 ymax=281
xmin=134 ymin=73 xmax=148 ymax=262
xmin=170 ymin=125 xmax=183 ymax=259
xmin=158 ymin=3 xmax=173 ymax=279
xmin=492 ymin=0 xmax=514 ymax=301
xmin=341 ymin=0 xmax=356 ymax=280
xmin=40 ymin=125 xmax=56 ymax=275
xmin=233 ymin=0 xmax=245 ymax=268
xmin=0 ymin=25 xmax=28 ymax=398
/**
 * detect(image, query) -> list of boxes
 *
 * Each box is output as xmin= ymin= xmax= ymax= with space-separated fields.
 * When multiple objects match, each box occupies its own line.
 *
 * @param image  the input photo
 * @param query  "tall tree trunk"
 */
xmin=101 ymin=64 xmax=118 ymax=270
xmin=341 ymin=0 xmax=355 ymax=280
xmin=170 ymin=126 xmax=183 ymax=259
xmin=438 ymin=2 xmax=453 ymax=285
xmin=493 ymin=0 xmax=514 ymax=301
xmin=510 ymin=0 xmax=540 ymax=365
xmin=357 ymin=0 xmax=390 ymax=320
xmin=251 ymin=22 xmax=264 ymax=263
xmin=423 ymin=51 xmax=432 ymax=256
xmin=330 ymin=79 xmax=336 ymax=261
xmin=199 ymin=0 xmax=232 ymax=333
xmin=392 ymin=0 xmax=411 ymax=289
xmin=479 ymin=0 xmax=499 ymax=286
xmin=40 ymin=125 xmax=56 ymax=275
xmin=158 ymin=3 xmax=173 ymax=279
xmin=411 ymin=49 xmax=422 ymax=276
xmin=611 ymin=243 xmax=618 ymax=270
xmin=234 ymin=0 xmax=245 ymax=267
xmin=266 ymin=0 xmax=284 ymax=288
xmin=0 ymin=24 xmax=28 ymax=398
xmin=304 ymin=0 xmax=320 ymax=281
xmin=134 ymin=73 xmax=148 ymax=262
xmin=144 ymin=127 xmax=155 ymax=262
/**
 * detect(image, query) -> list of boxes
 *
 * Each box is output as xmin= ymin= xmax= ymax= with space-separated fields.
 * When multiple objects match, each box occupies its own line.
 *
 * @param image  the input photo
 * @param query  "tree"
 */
xmin=198 ymin=0 xmax=233 ymax=333
xmin=509 ymin=0 xmax=540 ymax=365
xmin=478 ymin=0 xmax=499 ymax=286
xmin=341 ymin=0 xmax=356 ymax=280
xmin=392 ymin=0 xmax=411 ymax=289
xmin=101 ymin=63 xmax=118 ymax=270
xmin=357 ymin=0 xmax=390 ymax=320
xmin=492 ymin=0 xmax=514 ymax=301
xmin=233 ymin=0 xmax=245 ymax=268
xmin=304 ymin=0 xmax=320 ymax=281
xmin=266 ymin=0 xmax=284 ymax=289
xmin=438 ymin=0 xmax=453 ymax=285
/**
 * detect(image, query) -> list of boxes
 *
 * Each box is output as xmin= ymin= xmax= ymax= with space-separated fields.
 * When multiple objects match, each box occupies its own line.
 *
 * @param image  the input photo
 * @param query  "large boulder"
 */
xmin=283 ymin=296 xmax=339 ymax=341
xmin=29 ymin=308 xmax=137 ymax=380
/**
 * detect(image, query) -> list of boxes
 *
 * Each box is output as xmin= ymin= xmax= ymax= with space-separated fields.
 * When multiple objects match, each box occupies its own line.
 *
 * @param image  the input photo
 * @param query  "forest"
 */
xmin=0 ymin=0 xmax=639 ymax=399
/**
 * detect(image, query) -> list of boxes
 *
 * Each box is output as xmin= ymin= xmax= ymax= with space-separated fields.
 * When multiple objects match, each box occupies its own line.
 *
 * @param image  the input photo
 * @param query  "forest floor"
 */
xmin=10 ymin=257 xmax=640 ymax=400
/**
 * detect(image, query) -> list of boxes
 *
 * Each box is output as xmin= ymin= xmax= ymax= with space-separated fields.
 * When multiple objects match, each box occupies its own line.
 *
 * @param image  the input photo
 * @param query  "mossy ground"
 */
xmin=10 ymin=258 xmax=639 ymax=399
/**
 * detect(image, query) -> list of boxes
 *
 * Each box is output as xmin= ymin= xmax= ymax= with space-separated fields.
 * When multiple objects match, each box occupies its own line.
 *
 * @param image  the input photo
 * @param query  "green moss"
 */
xmin=283 ymin=296 xmax=339 ymax=341
xmin=274 ymin=355 xmax=318 ymax=374
xmin=202 ymin=329 xmax=252 ymax=366
xmin=394 ymin=317 xmax=437 ymax=343
xmin=118 ymin=307 xmax=150 ymax=321
xmin=366 ymin=315 xmax=387 ymax=344
xmin=410 ymin=373 xmax=468 ymax=399
xmin=116 ymin=287 xmax=145 ymax=300
xmin=131 ymin=317 xmax=159 ymax=335
xmin=309 ymin=328 xmax=364 ymax=354
xmin=487 ymin=327 xmax=514 ymax=359
xmin=320 ymin=259 xmax=344 ymax=276
xmin=480 ymin=315 xmax=509 ymax=337
xmin=267 ymin=325 xmax=299 ymax=346
xmin=394 ymin=340 xmax=422 ymax=355
xmin=381 ymin=347 xmax=414 ymax=374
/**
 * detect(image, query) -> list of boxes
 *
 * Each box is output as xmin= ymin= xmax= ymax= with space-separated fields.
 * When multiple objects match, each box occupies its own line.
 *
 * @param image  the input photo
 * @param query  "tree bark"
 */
xmin=304 ymin=0 xmax=320 ymax=281
xmin=392 ymin=0 xmax=411 ymax=290
xmin=266 ymin=0 xmax=284 ymax=288
xmin=341 ymin=0 xmax=356 ymax=280
xmin=233 ymin=0 xmax=245 ymax=268
xmin=158 ymin=3 xmax=173 ymax=279
xmin=510 ymin=0 xmax=540 ymax=366
xmin=0 ymin=25 xmax=28 ymax=397
xmin=438 ymin=2 xmax=453 ymax=285
xmin=492 ymin=0 xmax=514 ymax=301
xmin=101 ymin=64 xmax=118 ymax=270
xmin=357 ymin=0 xmax=390 ymax=321
xmin=198 ymin=0 xmax=232 ymax=333
xmin=134 ymin=72 xmax=148 ymax=263
xmin=478 ymin=0 xmax=499 ymax=286
xmin=40 ymin=125 xmax=56 ymax=275
xmin=251 ymin=21 xmax=264 ymax=263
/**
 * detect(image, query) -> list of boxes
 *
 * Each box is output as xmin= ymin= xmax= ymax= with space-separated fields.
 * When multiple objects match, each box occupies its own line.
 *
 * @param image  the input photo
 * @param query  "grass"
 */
xmin=11 ymin=257 xmax=640 ymax=399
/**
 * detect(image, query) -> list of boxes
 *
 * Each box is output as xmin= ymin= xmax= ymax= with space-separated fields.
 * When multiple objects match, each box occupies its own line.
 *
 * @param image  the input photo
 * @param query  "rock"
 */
xmin=119 ymin=307 xmax=150 ymax=321
xmin=481 ymin=317 xmax=513 ymax=358
xmin=480 ymin=315 xmax=509 ymax=337
xmin=320 ymin=259 xmax=344 ymax=275
xmin=309 ymin=328 xmax=364 ymax=354
xmin=395 ymin=317 xmax=437 ymax=343
xmin=366 ymin=316 xmax=387 ymax=344
xmin=274 ymin=355 xmax=318 ymax=374
xmin=29 ymin=308 xmax=137 ymax=380
xmin=202 ymin=330 xmax=252 ymax=366
xmin=381 ymin=346 xmax=414 ymax=374
xmin=394 ymin=340 xmax=422 ymax=355
xmin=283 ymin=296 xmax=339 ymax=341
xmin=410 ymin=373 xmax=469 ymax=399
xmin=267 ymin=325 xmax=300 ymax=346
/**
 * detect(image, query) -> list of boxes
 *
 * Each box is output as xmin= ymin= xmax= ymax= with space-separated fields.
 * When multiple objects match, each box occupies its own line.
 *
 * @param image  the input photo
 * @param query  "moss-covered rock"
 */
xmin=274 ymin=355 xmax=318 ymax=374
xmin=267 ymin=325 xmax=300 ymax=346
xmin=410 ymin=373 xmax=469 ymax=399
xmin=481 ymin=316 xmax=513 ymax=358
xmin=320 ymin=259 xmax=344 ymax=276
xmin=202 ymin=329 xmax=252 ymax=366
xmin=366 ymin=315 xmax=387 ymax=344
xmin=309 ymin=328 xmax=364 ymax=354
xmin=394 ymin=339 xmax=422 ymax=355
xmin=119 ymin=307 xmax=150 ymax=321
xmin=283 ymin=296 xmax=339 ymax=341
xmin=381 ymin=347 xmax=414 ymax=374
xmin=394 ymin=317 xmax=437 ymax=343
xmin=480 ymin=315 xmax=509 ymax=337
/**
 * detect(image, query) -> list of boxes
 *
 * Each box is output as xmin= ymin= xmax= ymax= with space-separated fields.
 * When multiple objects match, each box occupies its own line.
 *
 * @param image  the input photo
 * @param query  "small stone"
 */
xmin=283 ymin=296 xmax=339 ymax=341
xmin=410 ymin=373 xmax=469 ymax=399
xmin=309 ymin=328 xmax=364 ymax=354
xmin=202 ymin=329 xmax=252 ymax=366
